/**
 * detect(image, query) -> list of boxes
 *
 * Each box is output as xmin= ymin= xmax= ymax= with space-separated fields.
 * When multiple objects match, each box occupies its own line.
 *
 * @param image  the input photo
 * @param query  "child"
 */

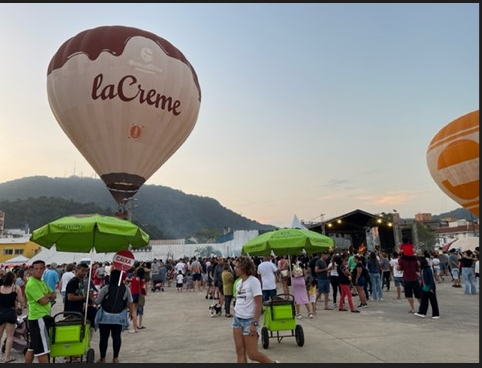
xmin=308 ymin=278 xmax=317 ymax=315
xmin=291 ymin=265 xmax=313 ymax=319
xmin=176 ymin=270 xmax=184 ymax=292
xmin=186 ymin=272 xmax=194 ymax=292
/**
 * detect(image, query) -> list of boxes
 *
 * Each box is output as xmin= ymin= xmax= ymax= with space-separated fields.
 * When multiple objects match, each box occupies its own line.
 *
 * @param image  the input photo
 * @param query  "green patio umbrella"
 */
xmin=30 ymin=213 xmax=149 ymax=325
xmin=242 ymin=227 xmax=334 ymax=257
xmin=30 ymin=213 xmax=150 ymax=253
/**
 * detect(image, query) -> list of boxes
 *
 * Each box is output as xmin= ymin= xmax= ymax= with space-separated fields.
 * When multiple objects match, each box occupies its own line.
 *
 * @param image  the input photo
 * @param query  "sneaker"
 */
xmin=351 ymin=310 xmax=360 ymax=313
xmin=338 ymin=308 xmax=348 ymax=312
xmin=296 ymin=313 xmax=302 ymax=319
xmin=414 ymin=313 xmax=426 ymax=318
xmin=308 ymin=313 xmax=313 ymax=319
xmin=379 ymin=298 xmax=383 ymax=301
xmin=274 ymin=360 xmax=280 ymax=363
xmin=431 ymin=316 xmax=440 ymax=319
xmin=362 ymin=303 xmax=368 ymax=308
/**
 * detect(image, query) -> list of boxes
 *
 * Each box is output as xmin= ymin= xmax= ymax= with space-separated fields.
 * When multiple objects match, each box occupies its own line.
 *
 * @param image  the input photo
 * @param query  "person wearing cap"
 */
xmin=42 ymin=263 xmax=60 ymax=306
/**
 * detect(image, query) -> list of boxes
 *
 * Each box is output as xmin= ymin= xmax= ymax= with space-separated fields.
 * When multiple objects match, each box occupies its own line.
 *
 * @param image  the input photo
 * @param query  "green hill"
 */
xmin=0 ymin=176 xmax=275 ymax=240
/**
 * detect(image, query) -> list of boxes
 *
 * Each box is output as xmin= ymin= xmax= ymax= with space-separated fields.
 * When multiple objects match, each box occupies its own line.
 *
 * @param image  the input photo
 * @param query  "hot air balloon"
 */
xmin=426 ymin=110 xmax=479 ymax=217
xmin=47 ymin=25 xmax=201 ymax=208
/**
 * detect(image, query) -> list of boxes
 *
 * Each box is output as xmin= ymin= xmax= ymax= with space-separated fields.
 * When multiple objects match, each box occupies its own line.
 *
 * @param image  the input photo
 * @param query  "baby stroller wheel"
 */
xmin=261 ymin=327 xmax=270 ymax=349
xmin=295 ymin=324 xmax=304 ymax=347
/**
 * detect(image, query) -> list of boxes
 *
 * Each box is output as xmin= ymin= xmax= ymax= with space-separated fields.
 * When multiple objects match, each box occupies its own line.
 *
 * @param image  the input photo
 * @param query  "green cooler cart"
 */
xmin=260 ymin=294 xmax=304 ymax=349
xmin=49 ymin=311 xmax=95 ymax=363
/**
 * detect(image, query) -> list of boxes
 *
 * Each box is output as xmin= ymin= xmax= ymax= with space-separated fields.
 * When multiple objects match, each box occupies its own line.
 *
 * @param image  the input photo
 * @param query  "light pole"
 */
xmin=393 ymin=209 xmax=401 ymax=247
xmin=320 ymin=214 xmax=326 ymax=234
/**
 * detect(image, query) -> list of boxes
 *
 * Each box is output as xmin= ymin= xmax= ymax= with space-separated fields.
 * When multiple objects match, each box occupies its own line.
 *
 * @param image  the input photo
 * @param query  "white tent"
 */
xmin=28 ymin=245 xmax=118 ymax=265
xmin=291 ymin=214 xmax=308 ymax=229
xmin=448 ymin=237 xmax=479 ymax=253
xmin=3 ymin=255 xmax=30 ymax=264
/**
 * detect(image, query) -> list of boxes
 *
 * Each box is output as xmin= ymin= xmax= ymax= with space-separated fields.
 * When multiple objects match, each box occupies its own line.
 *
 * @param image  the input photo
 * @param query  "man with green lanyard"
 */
xmin=25 ymin=260 xmax=57 ymax=363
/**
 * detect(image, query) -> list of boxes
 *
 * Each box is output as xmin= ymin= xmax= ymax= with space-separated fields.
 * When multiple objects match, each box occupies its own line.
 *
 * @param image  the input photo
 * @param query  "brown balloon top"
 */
xmin=47 ymin=25 xmax=201 ymax=100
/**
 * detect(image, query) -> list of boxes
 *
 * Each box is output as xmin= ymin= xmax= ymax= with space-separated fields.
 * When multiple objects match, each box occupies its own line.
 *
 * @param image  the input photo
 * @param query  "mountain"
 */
xmin=431 ymin=208 xmax=478 ymax=221
xmin=0 ymin=176 xmax=276 ymax=239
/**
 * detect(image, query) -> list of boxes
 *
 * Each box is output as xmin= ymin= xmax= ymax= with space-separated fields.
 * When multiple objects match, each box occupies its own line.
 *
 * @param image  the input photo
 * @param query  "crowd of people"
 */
xmin=0 ymin=241 xmax=478 ymax=363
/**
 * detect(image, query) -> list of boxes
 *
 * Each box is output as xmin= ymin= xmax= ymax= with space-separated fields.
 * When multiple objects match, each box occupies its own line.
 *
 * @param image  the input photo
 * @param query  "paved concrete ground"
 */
xmin=6 ymin=280 xmax=479 ymax=363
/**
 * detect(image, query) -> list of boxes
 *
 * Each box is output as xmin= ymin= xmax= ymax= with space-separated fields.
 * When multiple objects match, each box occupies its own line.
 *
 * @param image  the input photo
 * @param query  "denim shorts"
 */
xmin=232 ymin=316 xmax=257 ymax=336
xmin=317 ymin=279 xmax=330 ymax=294
xmin=393 ymin=277 xmax=404 ymax=287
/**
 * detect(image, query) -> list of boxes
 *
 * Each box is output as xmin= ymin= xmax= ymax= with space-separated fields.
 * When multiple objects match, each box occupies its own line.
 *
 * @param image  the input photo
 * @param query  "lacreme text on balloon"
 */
xmin=91 ymin=73 xmax=181 ymax=116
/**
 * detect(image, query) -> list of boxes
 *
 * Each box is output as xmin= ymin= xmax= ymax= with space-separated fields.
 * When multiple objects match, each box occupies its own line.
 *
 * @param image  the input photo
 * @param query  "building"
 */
xmin=0 ymin=233 xmax=42 ymax=263
xmin=415 ymin=213 xmax=433 ymax=222
xmin=435 ymin=219 xmax=479 ymax=248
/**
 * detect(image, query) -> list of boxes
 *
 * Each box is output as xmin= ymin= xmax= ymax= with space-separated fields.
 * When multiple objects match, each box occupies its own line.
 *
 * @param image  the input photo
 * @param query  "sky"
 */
xmin=0 ymin=4 xmax=479 ymax=228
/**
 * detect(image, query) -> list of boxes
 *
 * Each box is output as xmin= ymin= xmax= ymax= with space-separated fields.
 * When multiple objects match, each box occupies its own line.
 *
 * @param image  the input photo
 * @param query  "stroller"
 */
xmin=49 ymin=311 xmax=95 ymax=363
xmin=151 ymin=273 xmax=165 ymax=292
xmin=1 ymin=314 xmax=29 ymax=355
xmin=260 ymin=294 xmax=304 ymax=349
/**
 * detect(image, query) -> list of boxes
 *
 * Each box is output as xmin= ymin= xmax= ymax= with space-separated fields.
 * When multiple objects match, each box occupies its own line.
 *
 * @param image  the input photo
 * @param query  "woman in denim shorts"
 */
xmin=232 ymin=255 xmax=278 ymax=363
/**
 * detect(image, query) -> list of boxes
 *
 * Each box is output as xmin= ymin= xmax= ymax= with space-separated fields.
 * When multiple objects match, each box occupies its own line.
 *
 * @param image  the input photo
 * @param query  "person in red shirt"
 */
xmin=399 ymin=237 xmax=414 ymax=257
xmin=397 ymin=248 xmax=421 ymax=314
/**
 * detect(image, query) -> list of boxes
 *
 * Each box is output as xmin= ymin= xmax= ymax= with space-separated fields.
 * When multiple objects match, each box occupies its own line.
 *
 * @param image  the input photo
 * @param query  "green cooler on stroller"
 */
xmin=49 ymin=311 xmax=95 ymax=363
xmin=260 ymin=294 xmax=304 ymax=349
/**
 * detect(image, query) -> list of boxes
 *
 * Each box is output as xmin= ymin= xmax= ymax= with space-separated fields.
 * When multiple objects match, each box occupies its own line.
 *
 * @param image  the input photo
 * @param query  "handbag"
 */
xmin=138 ymin=293 xmax=146 ymax=307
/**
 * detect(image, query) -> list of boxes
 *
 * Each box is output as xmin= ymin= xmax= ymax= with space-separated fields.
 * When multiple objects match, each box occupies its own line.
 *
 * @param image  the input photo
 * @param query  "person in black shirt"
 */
xmin=65 ymin=263 xmax=96 ymax=324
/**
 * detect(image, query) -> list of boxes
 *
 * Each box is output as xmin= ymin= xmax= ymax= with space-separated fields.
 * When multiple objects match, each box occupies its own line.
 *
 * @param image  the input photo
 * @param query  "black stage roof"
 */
xmin=306 ymin=209 xmax=396 ymax=252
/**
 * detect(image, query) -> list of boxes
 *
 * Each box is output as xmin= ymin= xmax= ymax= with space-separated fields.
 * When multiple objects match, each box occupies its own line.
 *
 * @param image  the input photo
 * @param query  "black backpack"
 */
xmin=101 ymin=284 xmax=127 ymax=313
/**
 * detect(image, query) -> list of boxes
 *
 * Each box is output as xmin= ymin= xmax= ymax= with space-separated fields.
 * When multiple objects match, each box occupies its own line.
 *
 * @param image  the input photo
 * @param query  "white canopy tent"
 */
xmin=3 ymin=254 xmax=31 ymax=264
xmin=291 ymin=214 xmax=308 ymax=229
xmin=28 ymin=246 xmax=117 ymax=265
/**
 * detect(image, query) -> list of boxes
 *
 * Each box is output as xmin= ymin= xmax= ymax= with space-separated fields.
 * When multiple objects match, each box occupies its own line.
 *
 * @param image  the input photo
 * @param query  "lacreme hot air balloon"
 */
xmin=426 ymin=110 xmax=479 ymax=217
xmin=47 ymin=25 xmax=201 ymax=205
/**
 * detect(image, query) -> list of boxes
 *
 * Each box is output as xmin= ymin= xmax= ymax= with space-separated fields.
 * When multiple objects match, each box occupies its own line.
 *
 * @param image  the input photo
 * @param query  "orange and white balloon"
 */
xmin=47 ymin=26 xmax=201 ymax=204
xmin=426 ymin=110 xmax=479 ymax=217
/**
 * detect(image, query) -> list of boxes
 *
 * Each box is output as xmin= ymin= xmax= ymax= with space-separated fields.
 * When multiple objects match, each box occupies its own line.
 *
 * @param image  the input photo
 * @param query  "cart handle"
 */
xmin=272 ymin=294 xmax=295 ymax=302
xmin=52 ymin=311 xmax=84 ymax=322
